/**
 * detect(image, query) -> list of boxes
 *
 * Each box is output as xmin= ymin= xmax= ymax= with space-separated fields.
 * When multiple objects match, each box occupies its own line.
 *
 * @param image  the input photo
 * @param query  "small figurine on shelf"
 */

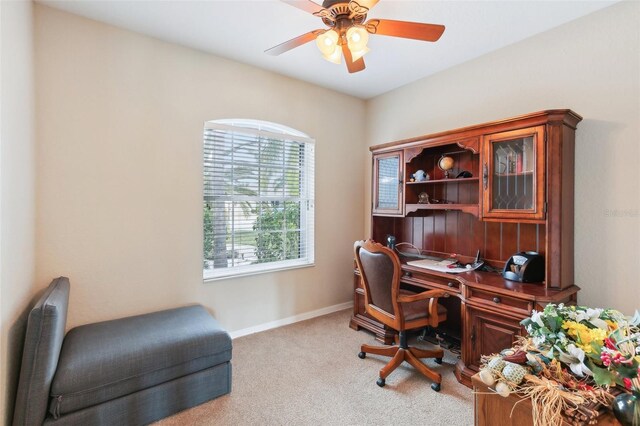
xmin=412 ymin=170 xmax=429 ymax=182
xmin=418 ymin=192 xmax=430 ymax=204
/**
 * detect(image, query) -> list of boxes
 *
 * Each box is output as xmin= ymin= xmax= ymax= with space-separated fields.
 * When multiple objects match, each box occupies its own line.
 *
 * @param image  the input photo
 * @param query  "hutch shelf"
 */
xmin=350 ymin=110 xmax=582 ymax=387
xmin=405 ymin=203 xmax=480 ymax=217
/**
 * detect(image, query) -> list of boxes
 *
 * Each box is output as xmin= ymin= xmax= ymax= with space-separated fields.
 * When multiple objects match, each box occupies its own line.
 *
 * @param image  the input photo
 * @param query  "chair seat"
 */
xmin=49 ymin=305 xmax=231 ymax=418
xmin=399 ymin=289 xmax=447 ymax=322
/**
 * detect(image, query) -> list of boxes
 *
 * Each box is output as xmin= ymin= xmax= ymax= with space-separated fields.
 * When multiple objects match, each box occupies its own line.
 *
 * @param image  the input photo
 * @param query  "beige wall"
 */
xmin=365 ymin=1 xmax=640 ymax=314
xmin=0 ymin=0 xmax=37 ymax=422
xmin=1 ymin=4 xmax=633 ymax=421
xmin=34 ymin=5 xmax=365 ymax=333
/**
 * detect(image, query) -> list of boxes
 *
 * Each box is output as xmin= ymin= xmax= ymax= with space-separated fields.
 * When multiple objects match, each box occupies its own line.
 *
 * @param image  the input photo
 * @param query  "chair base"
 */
xmin=359 ymin=338 xmax=444 ymax=391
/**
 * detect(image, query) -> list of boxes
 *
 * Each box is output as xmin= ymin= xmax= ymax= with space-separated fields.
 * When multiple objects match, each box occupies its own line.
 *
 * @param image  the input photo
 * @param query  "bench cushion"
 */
xmin=49 ymin=305 xmax=231 ymax=417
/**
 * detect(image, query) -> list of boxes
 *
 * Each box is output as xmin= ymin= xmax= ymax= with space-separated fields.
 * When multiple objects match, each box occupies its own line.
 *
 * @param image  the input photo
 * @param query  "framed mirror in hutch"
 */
xmin=351 ymin=110 xmax=582 ymax=387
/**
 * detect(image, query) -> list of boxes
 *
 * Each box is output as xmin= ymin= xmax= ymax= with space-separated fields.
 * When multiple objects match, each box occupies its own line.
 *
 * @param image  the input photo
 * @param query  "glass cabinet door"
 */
xmin=373 ymin=151 xmax=404 ymax=216
xmin=482 ymin=126 xmax=545 ymax=220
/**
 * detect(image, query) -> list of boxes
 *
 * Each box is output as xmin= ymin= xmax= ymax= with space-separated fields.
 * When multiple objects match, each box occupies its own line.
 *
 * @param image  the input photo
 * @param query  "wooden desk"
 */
xmin=356 ymin=110 xmax=583 ymax=388
xmin=350 ymin=260 xmax=579 ymax=387
xmin=472 ymin=374 xmax=620 ymax=426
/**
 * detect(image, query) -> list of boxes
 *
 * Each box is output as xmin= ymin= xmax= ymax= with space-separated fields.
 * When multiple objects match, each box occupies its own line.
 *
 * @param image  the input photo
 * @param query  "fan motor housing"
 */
xmin=320 ymin=1 xmax=367 ymax=27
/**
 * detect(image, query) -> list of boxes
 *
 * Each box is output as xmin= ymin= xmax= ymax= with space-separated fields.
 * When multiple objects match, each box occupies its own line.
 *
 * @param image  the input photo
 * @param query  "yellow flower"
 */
xmin=605 ymin=319 xmax=618 ymax=330
xmin=580 ymin=344 xmax=593 ymax=354
xmin=562 ymin=321 xmax=606 ymax=348
xmin=588 ymin=328 xmax=607 ymax=342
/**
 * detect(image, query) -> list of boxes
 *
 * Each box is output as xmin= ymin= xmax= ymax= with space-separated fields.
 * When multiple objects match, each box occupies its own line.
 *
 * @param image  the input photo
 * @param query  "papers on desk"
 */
xmin=406 ymin=258 xmax=471 ymax=274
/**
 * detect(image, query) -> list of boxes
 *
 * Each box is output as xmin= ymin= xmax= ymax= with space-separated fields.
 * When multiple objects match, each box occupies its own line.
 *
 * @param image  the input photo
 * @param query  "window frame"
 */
xmin=202 ymin=119 xmax=315 ymax=281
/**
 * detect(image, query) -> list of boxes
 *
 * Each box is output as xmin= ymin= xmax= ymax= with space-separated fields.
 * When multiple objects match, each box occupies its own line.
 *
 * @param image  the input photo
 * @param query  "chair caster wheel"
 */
xmin=431 ymin=382 xmax=441 ymax=392
xmin=376 ymin=378 xmax=385 ymax=387
xmin=358 ymin=352 xmax=366 ymax=359
xmin=435 ymin=357 xmax=443 ymax=364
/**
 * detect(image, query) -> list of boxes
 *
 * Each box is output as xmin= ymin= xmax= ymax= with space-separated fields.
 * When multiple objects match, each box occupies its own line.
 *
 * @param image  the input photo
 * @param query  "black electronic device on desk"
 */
xmin=502 ymin=252 xmax=545 ymax=283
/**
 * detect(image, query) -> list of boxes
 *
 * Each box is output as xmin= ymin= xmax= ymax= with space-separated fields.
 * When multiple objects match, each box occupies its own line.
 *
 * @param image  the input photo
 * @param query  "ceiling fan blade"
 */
xmin=367 ymin=19 xmax=445 ymax=42
xmin=341 ymin=43 xmax=366 ymax=74
xmin=280 ymin=0 xmax=325 ymax=15
xmin=265 ymin=30 xmax=324 ymax=56
xmin=354 ymin=0 xmax=379 ymax=11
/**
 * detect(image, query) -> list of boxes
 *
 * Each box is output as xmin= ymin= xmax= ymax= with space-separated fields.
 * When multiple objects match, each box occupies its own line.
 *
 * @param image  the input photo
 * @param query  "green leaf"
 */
xmin=544 ymin=315 xmax=562 ymax=332
xmin=553 ymin=318 xmax=562 ymax=332
xmin=586 ymin=360 xmax=615 ymax=386
xmin=585 ymin=349 xmax=602 ymax=364
xmin=609 ymin=328 xmax=625 ymax=344
xmin=616 ymin=364 xmax=640 ymax=379
xmin=589 ymin=341 xmax=603 ymax=356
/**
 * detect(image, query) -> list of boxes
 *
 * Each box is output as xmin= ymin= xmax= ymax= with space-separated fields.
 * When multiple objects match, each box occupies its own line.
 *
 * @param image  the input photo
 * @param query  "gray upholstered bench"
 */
xmin=13 ymin=277 xmax=232 ymax=425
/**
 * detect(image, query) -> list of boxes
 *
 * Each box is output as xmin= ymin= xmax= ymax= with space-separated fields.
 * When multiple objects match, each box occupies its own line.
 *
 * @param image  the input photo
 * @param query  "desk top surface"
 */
xmin=400 ymin=257 xmax=579 ymax=302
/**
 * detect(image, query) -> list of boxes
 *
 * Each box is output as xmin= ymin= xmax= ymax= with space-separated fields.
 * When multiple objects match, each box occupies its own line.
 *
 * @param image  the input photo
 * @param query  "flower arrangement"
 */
xmin=521 ymin=304 xmax=640 ymax=390
xmin=478 ymin=304 xmax=640 ymax=426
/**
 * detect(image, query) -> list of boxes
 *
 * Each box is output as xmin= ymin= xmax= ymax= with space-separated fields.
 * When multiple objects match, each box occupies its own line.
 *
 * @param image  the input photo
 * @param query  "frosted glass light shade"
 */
xmin=350 ymin=46 xmax=369 ymax=61
xmin=346 ymin=26 xmax=369 ymax=51
xmin=322 ymin=46 xmax=341 ymax=64
xmin=346 ymin=26 xmax=370 ymax=61
xmin=316 ymin=30 xmax=339 ymax=55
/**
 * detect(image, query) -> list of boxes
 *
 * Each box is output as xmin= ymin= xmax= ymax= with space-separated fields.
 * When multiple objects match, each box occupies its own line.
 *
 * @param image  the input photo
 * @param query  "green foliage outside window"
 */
xmin=253 ymin=202 xmax=300 ymax=263
xmin=203 ymin=204 xmax=214 ymax=268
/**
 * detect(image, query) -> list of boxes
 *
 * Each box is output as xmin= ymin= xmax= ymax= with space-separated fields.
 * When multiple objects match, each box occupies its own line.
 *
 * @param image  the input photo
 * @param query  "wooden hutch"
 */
xmin=350 ymin=110 xmax=582 ymax=387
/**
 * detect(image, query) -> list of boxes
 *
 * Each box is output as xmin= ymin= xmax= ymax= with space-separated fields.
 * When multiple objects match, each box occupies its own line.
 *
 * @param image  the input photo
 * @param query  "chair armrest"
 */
xmin=399 ymin=289 xmax=449 ymax=327
xmin=397 ymin=289 xmax=450 ymax=303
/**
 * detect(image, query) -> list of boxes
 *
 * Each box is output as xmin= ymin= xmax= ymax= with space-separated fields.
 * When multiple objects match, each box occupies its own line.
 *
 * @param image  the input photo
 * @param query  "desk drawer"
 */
xmin=401 ymin=269 xmax=461 ymax=293
xmin=467 ymin=288 xmax=532 ymax=315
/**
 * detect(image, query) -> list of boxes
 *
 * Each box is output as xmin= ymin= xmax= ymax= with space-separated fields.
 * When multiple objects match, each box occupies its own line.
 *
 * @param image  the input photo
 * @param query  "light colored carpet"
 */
xmin=155 ymin=309 xmax=474 ymax=426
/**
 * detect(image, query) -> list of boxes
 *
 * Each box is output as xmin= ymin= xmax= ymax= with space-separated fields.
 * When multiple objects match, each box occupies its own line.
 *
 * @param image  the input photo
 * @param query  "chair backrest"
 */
xmin=13 ymin=277 xmax=70 ymax=426
xmin=354 ymin=240 xmax=402 ymax=327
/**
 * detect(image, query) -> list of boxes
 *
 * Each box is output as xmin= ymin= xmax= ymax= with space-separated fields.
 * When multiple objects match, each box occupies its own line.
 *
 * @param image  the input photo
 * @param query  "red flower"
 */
xmin=604 ymin=338 xmax=617 ymax=350
xmin=623 ymin=377 xmax=632 ymax=390
xmin=577 ymin=382 xmax=594 ymax=391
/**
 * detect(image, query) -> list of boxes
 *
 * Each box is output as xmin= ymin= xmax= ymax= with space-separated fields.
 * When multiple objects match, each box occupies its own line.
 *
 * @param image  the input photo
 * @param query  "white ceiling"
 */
xmin=37 ymin=0 xmax=618 ymax=99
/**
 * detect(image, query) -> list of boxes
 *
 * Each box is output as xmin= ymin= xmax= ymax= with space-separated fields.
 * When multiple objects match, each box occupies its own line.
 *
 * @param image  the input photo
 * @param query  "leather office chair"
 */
xmin=354 ymin=239 xmax=449 ymax=391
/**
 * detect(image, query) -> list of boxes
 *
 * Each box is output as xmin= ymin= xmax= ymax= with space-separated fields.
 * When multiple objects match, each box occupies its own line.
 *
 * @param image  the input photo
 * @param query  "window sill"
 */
xmin=203 ymin=261 xmax=315 ymax=282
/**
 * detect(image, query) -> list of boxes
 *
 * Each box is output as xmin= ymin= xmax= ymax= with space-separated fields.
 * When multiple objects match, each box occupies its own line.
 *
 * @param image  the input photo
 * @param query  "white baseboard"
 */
xmin=229 ymin=301 xmax=353 ymax=339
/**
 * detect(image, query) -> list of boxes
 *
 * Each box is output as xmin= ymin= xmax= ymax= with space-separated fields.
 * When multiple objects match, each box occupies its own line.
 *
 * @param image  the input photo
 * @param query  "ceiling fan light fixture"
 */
xmin=315 ymin=29 xmax=339 ymax=55
xmin=346 ymin=25 xmax=369 ymax=51
xmin=350 ymin=45 xmax=369 ymax=61
xmin=322 ymin=46 xmax=342 ymax=64
xmin=346 ymin=25 xmax=370 ymax=61
xmin=269 ymin=0 xmax=446 ymax=74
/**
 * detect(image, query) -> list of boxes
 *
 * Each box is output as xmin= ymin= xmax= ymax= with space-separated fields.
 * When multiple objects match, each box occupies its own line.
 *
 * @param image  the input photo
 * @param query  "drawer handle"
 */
xmin=493 ymin=297 xmax=501 ymax=304
xmin=403 ymin=271 xmax=412 ymax=278
xmin=447 ymin=282 xmax=455 ymax=288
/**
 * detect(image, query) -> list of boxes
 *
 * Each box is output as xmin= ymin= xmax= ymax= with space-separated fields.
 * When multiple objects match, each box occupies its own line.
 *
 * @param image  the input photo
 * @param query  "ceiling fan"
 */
xmin=265 ymin=0 xmax=445 ymax=74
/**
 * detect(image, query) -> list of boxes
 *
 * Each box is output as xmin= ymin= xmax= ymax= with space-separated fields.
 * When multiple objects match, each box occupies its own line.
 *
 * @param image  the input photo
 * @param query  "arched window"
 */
xmin=203 ymin=119 xmax=315 ymax=280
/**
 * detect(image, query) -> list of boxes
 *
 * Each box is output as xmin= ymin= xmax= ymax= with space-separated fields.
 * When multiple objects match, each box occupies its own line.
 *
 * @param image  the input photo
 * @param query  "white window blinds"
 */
xmin=203 ymin=120 xmax=315 ymax=280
